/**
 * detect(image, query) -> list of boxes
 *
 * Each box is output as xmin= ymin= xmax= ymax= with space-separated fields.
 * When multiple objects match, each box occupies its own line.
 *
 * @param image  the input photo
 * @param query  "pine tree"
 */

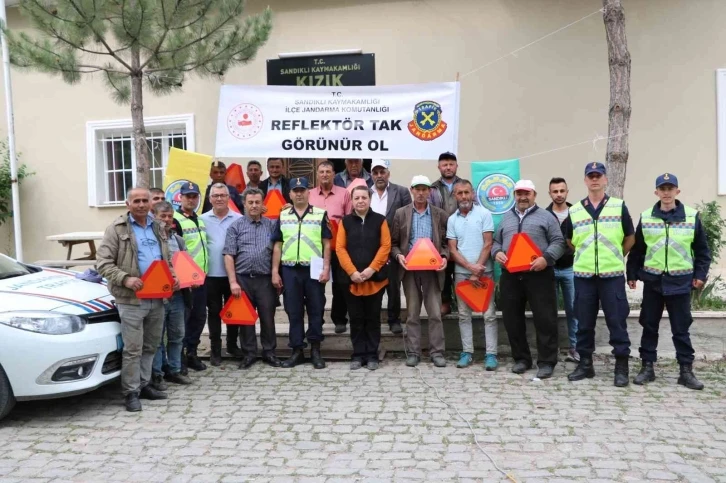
xmin=4 ymin=0 xmax=272 ymax=188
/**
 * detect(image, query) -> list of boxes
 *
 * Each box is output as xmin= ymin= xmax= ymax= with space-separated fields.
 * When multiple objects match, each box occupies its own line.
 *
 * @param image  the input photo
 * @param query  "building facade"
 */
xmin=0 ymin=0 xmax=724 ymax=264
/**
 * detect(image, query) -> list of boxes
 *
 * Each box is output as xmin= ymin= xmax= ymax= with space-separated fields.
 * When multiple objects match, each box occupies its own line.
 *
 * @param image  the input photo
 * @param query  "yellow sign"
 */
xmin=163 ymin=148 xmax=211 ymax=214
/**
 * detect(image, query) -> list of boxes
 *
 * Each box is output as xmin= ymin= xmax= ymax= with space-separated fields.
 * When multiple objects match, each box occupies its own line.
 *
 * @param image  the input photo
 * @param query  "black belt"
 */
xmin=238 ymin=273 xmax=270 ymax=278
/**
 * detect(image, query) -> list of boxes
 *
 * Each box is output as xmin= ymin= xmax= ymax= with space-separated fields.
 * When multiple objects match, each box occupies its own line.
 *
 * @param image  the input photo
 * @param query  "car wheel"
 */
xmin=0 ymin=364 xmax=16 ymax=421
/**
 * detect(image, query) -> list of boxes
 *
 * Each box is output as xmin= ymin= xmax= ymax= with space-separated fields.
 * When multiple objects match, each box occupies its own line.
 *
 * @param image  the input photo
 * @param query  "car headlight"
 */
xmin=0 ymin=311 xmax=87 ymax=335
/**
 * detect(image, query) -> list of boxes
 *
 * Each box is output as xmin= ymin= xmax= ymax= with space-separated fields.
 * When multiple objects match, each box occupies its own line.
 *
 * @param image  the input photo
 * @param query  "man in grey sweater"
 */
xmin=492 ymin=180 xmax=566 ymax=378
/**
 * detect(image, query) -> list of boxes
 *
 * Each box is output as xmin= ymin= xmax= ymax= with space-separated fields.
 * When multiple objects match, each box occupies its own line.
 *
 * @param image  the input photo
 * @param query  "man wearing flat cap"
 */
xmin=390 ymin=175 xmax=449 ymax=368
xmin=627 ymin=173 xmax=711 ymax=390
xmin=567 ymin=162 xmax=635 ymax=387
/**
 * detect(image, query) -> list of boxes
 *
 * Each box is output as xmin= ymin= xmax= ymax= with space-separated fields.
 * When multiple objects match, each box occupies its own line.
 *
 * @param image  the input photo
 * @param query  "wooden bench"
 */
xmin=32 ymin=260 xmax=97 ymax=269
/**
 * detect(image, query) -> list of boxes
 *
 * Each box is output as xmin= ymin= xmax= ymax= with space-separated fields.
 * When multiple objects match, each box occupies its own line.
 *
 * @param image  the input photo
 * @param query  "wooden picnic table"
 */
xmin=46 ymin=232 xmax=104 ymax=260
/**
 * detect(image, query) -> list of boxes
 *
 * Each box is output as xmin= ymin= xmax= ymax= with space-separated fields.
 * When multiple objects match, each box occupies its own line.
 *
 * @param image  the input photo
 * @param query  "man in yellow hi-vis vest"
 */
xmin=567 ymin=162 xmax=635 ymax=387
xmin=272 ymin=177 xmax=332 ymax=369
xmin=172 ymin=182 xmax=209 ymax=373
xmin=627 ymin=174 xmax=711 ymax=390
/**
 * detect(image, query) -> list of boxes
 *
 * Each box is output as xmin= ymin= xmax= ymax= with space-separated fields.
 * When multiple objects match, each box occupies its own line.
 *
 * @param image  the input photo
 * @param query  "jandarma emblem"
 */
xmin=407 ymin=101 xmax=448 ymax=141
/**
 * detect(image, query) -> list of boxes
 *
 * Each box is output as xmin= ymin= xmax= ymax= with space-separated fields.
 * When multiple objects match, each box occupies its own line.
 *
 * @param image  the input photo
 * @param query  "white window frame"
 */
xmin=86 ymin=113 xmax=196 ymax=207
xmin=717 ymin=70 xmax=726 ymax=194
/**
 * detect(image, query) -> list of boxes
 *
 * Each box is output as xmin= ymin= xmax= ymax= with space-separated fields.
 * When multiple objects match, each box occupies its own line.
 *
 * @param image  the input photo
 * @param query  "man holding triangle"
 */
xmin=492 ymin=180 xmax=565 ymax=378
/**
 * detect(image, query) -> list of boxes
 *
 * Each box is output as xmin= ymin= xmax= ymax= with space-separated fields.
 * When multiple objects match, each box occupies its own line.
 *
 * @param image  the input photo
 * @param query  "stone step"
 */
xmin=197 ymin=308 xmax=726 ymax=361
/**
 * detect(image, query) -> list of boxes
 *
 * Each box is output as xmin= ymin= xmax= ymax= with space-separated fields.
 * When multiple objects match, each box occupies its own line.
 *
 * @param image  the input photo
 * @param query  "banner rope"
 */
xmin=459 ymin=8 xmax=604 ymax=80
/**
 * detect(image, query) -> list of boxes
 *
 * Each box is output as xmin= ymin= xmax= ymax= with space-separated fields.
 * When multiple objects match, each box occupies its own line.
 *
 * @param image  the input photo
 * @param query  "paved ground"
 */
xmin=1 ymin=356 xmax=726 ymax=483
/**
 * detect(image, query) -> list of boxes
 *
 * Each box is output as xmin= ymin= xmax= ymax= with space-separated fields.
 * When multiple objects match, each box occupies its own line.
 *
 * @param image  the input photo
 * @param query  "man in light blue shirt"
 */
xmin=130 ymin=213 xmax=162 ymax=275
xmin=446 ymin=179 xmax=498 ymax=371
xmin=201 ymin=184 xmax=243 ymax=366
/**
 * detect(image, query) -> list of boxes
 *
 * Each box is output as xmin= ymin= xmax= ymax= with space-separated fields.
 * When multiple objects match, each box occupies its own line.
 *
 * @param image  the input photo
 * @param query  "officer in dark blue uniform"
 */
xmin=627 ymin=173 xmax=711 ymax=390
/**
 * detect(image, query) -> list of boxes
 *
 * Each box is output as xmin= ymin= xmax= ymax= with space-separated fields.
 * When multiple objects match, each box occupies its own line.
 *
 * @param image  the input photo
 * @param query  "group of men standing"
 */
xmin=97 ymin=154 xmax=711 ymax=412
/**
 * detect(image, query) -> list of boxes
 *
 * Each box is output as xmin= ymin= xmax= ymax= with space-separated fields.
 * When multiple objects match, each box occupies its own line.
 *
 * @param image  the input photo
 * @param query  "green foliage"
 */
xmin=696 ymin=200 xmax=726 ymax=264
xmin=692 ymin=275 xmax=726 ymax=310
xmin=4 ymin=0 xmax=273 ymax=104
xmin=0 ymin=141 xmax=32 ymax=226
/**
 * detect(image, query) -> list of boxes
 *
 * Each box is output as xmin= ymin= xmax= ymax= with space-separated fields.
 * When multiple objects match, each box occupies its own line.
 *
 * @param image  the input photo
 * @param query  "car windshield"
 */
xmin=0 ymin=254 xmax=32 ymax=280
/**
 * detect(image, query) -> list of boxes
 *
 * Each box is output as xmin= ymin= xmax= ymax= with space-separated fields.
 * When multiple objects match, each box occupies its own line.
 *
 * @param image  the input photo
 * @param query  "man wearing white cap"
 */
xmin=370 ymin=159 xmax=412 ymax=334
xmin=390 ymin=175 xmax=449 ymax=367
xmin=492 ymin=180 xmax=566 ymax=378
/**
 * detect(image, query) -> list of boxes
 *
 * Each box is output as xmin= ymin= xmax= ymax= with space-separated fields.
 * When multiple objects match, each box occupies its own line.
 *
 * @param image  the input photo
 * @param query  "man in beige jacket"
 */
xmin=97 ymin=187 xmax=178 ymax=412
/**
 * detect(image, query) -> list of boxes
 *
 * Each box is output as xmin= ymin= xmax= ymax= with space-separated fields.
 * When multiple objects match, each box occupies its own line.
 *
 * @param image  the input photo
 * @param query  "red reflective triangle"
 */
xmin=405 ymin=238 xmax=443 ymax=270
xmin=505 ymin=233 xmax=543 ymax=272
xmin=455 ymin=277 xmax=495 ymax=312
xmin=136 ymin=260 xmax=175 ymax=299
xmin=263 ymin=190 xmax=286 ymax=219
xmin=172 ymin=251 xmax=206 ymax=289
xmin=220 ymin=292 xmax=258 ymax=325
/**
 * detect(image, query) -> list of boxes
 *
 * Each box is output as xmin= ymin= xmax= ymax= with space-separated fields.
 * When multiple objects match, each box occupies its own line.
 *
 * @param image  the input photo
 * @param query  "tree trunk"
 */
xmin=130 ymin=46 xmax=150 ymax=189
xmin=603 ymin=0 xmax=631 ymax=199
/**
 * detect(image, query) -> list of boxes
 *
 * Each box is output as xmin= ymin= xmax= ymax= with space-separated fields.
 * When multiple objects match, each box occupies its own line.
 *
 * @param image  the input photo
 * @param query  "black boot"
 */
xmin=210 ymin=343 xmax=222 ymax=367
xmin=282 ymin=348 xmax=304 ymax=368
xmin=124 ymin=392 xmax=142 ymax=412
xmin=633 ymin=360 xmax=656 ymax=385
xmin=678 ymin=363 xmax=704 ymax=390
xmin=186 ymin=350 xmax=207 ymax=371
xmin=311 ymin=342 xmax=326 ymax=369
xmin=568 ymin=356 xmax=595 ymax=381
xmin=614 ymin=356 xmax=629 ymax=387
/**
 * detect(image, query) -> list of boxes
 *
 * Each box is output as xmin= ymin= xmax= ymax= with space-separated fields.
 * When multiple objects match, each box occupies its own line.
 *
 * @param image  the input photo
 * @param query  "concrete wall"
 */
xmin=1 ymin=0 xmax=726 ymax=262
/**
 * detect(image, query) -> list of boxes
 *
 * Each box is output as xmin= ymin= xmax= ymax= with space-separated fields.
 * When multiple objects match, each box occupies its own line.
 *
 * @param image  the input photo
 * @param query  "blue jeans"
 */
xmin=554 ymin=267 xmax=578 ymax=349
xmin=152 ymin=293 xmax=186 ymax=376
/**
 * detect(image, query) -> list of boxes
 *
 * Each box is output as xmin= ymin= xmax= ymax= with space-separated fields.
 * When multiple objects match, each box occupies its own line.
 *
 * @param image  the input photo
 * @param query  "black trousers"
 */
xmin=329 ymin=252 xmax=349 ymax=326
xmin=183 ymin=284 xmax=207 ymax=354
xmin=385 ymin=262 xmax=401 ymax=324
xmin=205 ymin=276 xmax=238 ymax=350
xmin=345 ymin=288 xmax=384 ymax=362
xmin=237 ymin=274 xmax=278 ymax=355
xmin=500 ymin=267 xmax=559 ymax=366
xmin=575 ymin=275 xmax=631 ymax=358
xmin=639 ymin=281 xmax=694 ymax=364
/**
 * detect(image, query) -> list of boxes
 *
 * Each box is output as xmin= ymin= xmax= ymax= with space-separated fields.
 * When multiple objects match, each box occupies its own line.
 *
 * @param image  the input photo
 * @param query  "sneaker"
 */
xmin=350 ymin=360 xmax=363 ymax=370
xmin=406 ymin=354 xmax=420 ymax=367
xmin=566 ymin=349 xmax=580 ymax=363
xmin=456 ymin=352 xmax=473 ymax=368
xmin=366 ymin=361 xmax=379 ymax=371
xmin=484 ymin=353 xmax=498 ymax=371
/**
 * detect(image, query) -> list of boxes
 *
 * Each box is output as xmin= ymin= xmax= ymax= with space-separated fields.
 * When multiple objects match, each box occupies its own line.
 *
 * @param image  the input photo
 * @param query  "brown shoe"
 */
xmin=441 ymin=302 xmax=452 ymax=316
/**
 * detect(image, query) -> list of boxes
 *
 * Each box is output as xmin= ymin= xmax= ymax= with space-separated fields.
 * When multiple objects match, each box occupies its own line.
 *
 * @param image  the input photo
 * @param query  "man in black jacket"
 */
xmin=546 ymin=177 xmax=579 ymax=363
xmin=202 ymin=160 xmax=243 ymax=214
xmin=369 ymin=160 xmax=412 ymax=334
xmin=627 ymin=173 xmax=711 ymax=390
xmin=259 ymin=157 xmax=292 ymax=204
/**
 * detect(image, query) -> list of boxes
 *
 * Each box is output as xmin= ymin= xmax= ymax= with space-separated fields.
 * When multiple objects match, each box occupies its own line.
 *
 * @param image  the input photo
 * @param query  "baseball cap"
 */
xmin=290 ymin=177 xmax=310 ymax=190
xmin=585 ymin=162 xmax=607 ymax=176
xmin=180 ymin=181 xmax=201 ymax=195
xmin=655 ymin=173 xmax=678 ymax=188
xmin=438 ymin=152 xmax=457 ymax=162
xmin=513 ymin=180 xmax=536 ymax=192
xmin=410 ymin=175 xmax=432 ymax=188
xmin=371 ymin=159 xmax=390 ymax=170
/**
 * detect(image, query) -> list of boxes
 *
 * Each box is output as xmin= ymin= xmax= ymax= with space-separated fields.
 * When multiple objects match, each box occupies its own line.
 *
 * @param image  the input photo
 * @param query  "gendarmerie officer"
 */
xmin=567 ymin=162 xmax=635 ymax=387
xmin=626 ymin=173 xmax=711 ymax=390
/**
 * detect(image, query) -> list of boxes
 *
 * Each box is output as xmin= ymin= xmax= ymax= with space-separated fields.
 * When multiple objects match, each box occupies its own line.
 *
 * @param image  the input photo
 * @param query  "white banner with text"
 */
xmin=215 ymin=83 xmax=460 ymax=159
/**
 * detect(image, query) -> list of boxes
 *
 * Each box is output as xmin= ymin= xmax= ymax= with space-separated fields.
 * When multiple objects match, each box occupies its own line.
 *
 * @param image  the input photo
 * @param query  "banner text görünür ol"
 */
xmin=214 ymin=83 xmax=460 ymax=159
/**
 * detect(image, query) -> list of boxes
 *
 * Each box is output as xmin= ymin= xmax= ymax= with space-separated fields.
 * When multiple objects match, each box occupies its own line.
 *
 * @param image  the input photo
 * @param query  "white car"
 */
xmin=0 ymin=254 xmax=122 ymax=420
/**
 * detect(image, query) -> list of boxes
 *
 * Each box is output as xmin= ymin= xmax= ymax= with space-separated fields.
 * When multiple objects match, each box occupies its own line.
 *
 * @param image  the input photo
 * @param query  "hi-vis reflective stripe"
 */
xmin=574 ymin=233 xmax=623 ymax=267
xmin=644 ymin=239 xmax=694 ymax=266
xmin=282 ymin=233 xmax=323 ymax=257
xmin=188 ymin=243 xmax=203 ymax=259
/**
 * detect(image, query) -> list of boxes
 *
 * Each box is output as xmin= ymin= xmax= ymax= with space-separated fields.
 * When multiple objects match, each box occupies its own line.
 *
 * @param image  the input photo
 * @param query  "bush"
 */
xmin=0 ymin=141 xmax=32 ymax=227
xmin=692 ymin=201 xmax=726 ymax=308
